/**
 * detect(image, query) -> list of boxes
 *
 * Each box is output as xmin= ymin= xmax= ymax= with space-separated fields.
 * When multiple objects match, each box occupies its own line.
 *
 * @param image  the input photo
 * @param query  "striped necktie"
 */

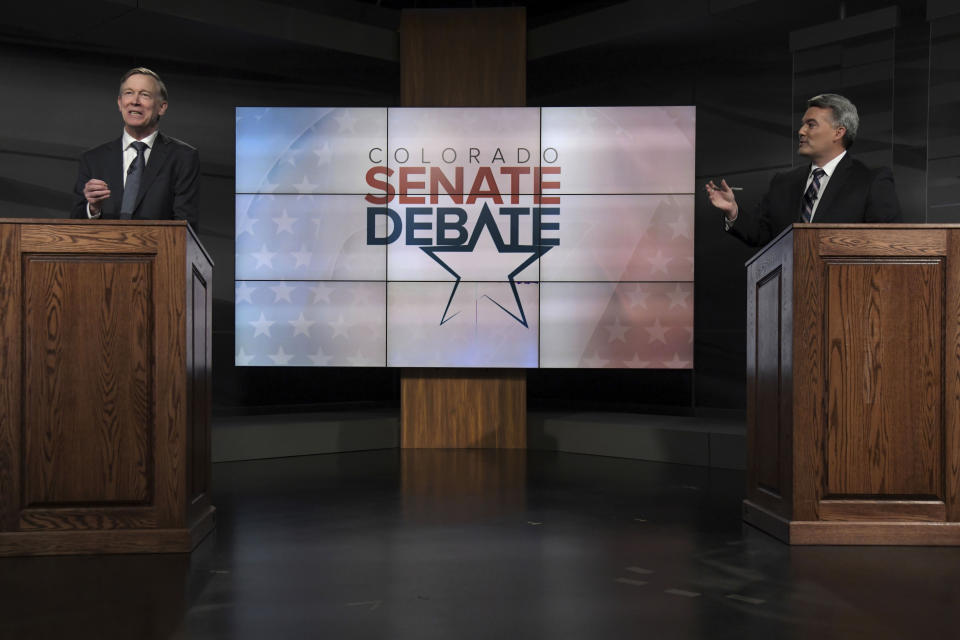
xmin=120 ymin=140 xmax=148 ymax=219
xmin=801 ymin=167 xmax=826 ymax=223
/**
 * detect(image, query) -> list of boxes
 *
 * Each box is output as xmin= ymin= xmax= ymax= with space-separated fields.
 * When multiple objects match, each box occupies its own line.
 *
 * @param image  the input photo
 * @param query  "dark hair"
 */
xmin=807 ymin=93 xmax=858 ymax=149
xmin=119 ymin=67 xmax=168 ymax=101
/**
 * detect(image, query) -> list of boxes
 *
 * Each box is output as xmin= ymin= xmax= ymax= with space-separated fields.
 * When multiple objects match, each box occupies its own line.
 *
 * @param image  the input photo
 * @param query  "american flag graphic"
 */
xmin=235 ymin=106 xmax=695 ymax=368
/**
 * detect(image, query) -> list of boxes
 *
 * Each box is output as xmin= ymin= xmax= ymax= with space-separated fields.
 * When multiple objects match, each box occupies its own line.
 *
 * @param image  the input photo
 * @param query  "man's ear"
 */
xmin=158 ymin=101 xmax=169 ymax=117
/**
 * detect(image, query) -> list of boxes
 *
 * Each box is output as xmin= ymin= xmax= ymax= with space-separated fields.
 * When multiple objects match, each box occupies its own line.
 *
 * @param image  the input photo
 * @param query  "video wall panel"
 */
xmin=236 ymin=106 xmax=694 ymax=368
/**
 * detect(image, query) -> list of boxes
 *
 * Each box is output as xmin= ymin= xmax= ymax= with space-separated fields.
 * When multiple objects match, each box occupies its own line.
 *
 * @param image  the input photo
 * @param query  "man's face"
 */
xmin=117 ymin=73 xmax=167 ymax=136
xmin=797 ymin=106 xmax=845 ymax=163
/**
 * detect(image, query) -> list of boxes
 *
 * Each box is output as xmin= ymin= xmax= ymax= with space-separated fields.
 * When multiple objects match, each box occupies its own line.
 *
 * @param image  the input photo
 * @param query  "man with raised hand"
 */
xmin=706 ymin=93 xmax=900 ymax=247
xmin=72 ymin=67 xmax=199 ymax=228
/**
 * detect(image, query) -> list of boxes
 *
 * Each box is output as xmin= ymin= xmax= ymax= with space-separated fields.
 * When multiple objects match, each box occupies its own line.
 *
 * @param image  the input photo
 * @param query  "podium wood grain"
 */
xmin=745 ymin=224 xmax=960 ymax=544
xmin=0 ymin=220 xmax=213 ymax=555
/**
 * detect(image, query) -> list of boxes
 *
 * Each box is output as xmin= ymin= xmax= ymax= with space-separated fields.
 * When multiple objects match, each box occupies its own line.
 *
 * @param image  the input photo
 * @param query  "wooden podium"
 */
xmin=0 ymin=219 xmax=214 ymax=556
xmin=744 ymin=224 xmax=960 ymax=545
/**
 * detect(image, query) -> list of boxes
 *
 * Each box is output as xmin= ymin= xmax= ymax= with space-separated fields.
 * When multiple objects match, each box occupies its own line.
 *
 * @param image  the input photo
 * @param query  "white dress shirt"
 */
xmin=87 ymin=129 xmax=160 ymax=218
xmin=724 ymin=149 xmax=847 ymax=229
xmin=803 ymin=150 xmax=845 ymax=221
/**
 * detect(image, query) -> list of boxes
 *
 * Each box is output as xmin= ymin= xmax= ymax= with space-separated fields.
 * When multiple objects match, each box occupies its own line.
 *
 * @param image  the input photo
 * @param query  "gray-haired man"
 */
xmin=71 ymin=67 xmax=199 ymax=228
xmin=705 ymin=93 xmax=901 ymax=247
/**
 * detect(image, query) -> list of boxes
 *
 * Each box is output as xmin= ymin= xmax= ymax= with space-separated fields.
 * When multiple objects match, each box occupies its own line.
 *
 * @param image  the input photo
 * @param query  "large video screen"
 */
xmin=236 ymin=106 xmax=695 ymax=368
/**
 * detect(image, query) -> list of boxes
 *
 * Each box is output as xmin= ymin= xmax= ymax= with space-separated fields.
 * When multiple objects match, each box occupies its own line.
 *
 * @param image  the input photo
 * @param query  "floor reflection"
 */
xmin=2 ymin=450 xmax=959 ymax=640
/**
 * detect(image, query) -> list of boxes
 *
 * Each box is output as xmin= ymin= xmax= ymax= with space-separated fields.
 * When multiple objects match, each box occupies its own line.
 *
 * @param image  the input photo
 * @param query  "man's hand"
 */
xmin=705 ymin=179 xmax=738 ymax=222
xmin=83 ymin=179 xmax=111 ymax=214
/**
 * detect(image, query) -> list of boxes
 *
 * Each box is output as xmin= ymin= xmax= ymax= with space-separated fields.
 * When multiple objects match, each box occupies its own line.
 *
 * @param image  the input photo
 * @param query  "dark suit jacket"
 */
xmin=726 ymin=153 xmax=901 ymax=247
xmin=71 ymin=132 xmax=200 ymax=228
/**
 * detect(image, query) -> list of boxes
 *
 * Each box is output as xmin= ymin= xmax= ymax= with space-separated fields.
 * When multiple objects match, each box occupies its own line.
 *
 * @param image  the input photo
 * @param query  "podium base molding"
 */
xmin=0 ymin=507 xmax=215 ymax=557
xmin=744 ymin=500 xmax=960 ymax=546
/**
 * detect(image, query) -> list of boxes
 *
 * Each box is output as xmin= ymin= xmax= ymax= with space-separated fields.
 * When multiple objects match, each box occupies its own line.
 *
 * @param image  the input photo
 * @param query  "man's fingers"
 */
xmin=86 ymin=188 xmax=111 ymax=203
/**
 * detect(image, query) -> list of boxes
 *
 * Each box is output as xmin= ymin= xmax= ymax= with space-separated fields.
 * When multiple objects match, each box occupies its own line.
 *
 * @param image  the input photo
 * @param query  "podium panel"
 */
xmin=745 ymin=224 xmax=960 ymax=544
xmin=0 ymin=220 xmax=214 ymax=556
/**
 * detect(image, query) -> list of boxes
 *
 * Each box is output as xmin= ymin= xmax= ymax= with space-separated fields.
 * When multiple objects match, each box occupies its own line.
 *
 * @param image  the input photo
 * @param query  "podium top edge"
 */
xmin=744 ymin=223 xmax=960 ymax=267
xmin=0 ymin=218 xmax=188 ymax=226
xmin=1 ymin=218 xmax=213 ymax=267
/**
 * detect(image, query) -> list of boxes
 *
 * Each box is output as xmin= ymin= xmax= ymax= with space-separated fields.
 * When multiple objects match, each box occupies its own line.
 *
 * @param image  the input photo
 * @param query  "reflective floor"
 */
xmin=2 ymin=449 xmax=959 ymax=639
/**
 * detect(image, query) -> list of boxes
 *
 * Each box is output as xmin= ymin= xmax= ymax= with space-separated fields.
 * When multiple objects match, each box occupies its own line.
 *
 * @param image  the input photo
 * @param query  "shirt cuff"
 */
xmin=87 ymin=203 xmax=101 ymax=219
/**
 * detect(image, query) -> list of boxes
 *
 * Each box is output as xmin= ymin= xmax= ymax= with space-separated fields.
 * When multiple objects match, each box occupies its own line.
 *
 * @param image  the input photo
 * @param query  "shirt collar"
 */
xmin=122 ymin=129 xmax=160 ymax=151
xmin=813 ymin=150 xmax=846 ymax=178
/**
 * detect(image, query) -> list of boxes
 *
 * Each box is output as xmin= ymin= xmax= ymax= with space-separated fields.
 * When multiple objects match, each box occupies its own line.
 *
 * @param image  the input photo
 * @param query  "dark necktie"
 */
xmin=801 ymin=167 xmax=826 ymax=223
xmin=120 ymin=141 xmax=148 ymax=219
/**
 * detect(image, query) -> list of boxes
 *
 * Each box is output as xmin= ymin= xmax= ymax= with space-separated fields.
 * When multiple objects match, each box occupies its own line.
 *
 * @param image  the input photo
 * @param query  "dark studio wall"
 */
xmin=1 ymin=1 xmax=957 ymax=417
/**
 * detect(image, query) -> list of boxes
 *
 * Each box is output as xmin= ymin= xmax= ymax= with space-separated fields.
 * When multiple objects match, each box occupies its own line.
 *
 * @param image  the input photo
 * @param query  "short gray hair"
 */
xmin=807 ymin=93 xmax=859 ymax=149
xmin=119 ymin=67 xmax=168 ymax=102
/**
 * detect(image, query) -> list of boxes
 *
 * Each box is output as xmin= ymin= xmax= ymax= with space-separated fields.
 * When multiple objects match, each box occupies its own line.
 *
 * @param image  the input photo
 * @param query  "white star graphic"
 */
xmin=290 ymin=313 xmax=316 ymax=337
xmin=346 ymin=350 xmax=368 ymax=366
xmin=269 ymin=346 xmax=294 ymax=365
xmin=329 ymin=314 xmax=350 ymax=339
xmin=235 ymin=281 xmax=255 ymax=304
xmin=663 ymin=353 xmax=691 ymax=368
xmin=645 ymin=318 xmax=668 ymax=344
xmin=624 ymin=354 xmax=650 ymax=368
xmin=334 ymin=110 xmax=357 ymax=132
xmin=647 ymin=250 xmax=671 ymax=276
xmin=235 ymin=347 xmax=254 ymax=366
xmin=270 ymin=283 xmax=295 ymax=303
xmin=310 ymin=283 xmax=333 ymax=304
xmin=293 ymin=175 xmax=317 ymax=194
xmin=581 ymin=353 xmax=610 ymax=368
xmin=236 ymin=210 xmax=258 ymax=237
xmin=292 ymin=245 xmax=312 ymax=268
xmin=313 ymin=142 xmax=332 ymax=166
xmin=604 ymin=316 xmax=630 ymax=343
xmin=667 ymin=284 xmax=692 ymax=309
xmin=668 ymin=218 xmax=691 ymax=239
xmin=251 ymin=245 xmax=276 ymax=269
xmin=280 ymin=151 xmax=297 ymax=168
xmin=626 ymin=285 xmax=649 ymax=309
xmin=308 ymin=347 xmax=331 ymax=365
xmin=272 ymin=209 xmax=297 ymax=234
xmin=251 ymin=312 xmax=274 ymax=338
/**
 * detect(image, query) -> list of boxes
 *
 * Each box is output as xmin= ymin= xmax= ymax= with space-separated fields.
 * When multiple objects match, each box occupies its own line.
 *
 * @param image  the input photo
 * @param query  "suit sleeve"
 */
xmin=70 ymin=153 xmax=93 ymax=219
xmin=866 ymin=166 xmax=902 ymax=223
xmin=172 ymin=147 xmax=201 ymax=228
xmin=724 ymin=176 xmax=782 ymax=248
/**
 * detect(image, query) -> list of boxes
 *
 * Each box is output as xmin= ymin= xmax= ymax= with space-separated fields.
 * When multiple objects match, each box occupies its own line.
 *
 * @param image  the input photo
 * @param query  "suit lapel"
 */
xmin=811 ymin=153 xmax=852 ymax=222
xmin=786 ymin=167 xmax=807 ymax=222
xmin=106 ymin=138 xmax=124 ymax=217
xmin=132 ymin=133 xmax=171 ymax=215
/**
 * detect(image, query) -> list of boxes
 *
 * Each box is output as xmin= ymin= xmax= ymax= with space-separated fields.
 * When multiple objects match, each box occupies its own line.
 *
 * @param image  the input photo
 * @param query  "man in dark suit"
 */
xmin=71 ymin=67 xmax=199 ymax=228
xmin=705 ymin=93 xmax=901 ymax=247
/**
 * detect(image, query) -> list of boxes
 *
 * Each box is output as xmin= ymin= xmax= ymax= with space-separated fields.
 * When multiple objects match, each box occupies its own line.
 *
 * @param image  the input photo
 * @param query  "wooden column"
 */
xmin=399 ymin=8 xmax=527 ymax=448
